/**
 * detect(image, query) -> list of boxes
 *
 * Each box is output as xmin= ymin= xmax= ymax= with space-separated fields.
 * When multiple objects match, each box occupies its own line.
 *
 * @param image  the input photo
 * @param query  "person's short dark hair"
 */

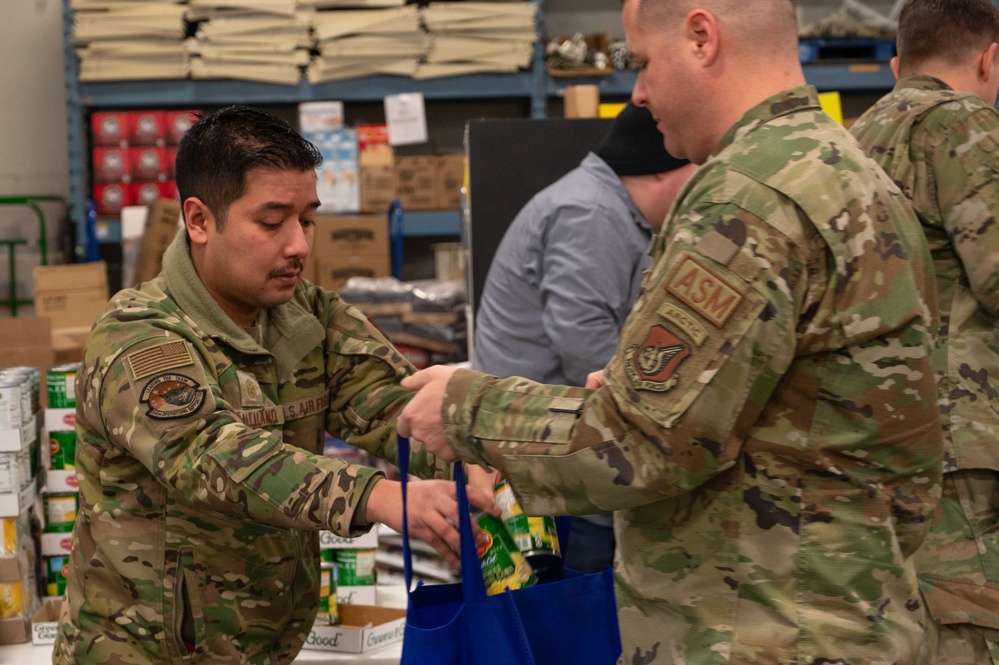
xmin=175 ymin=105 xmax=323 ymax=230
xmin=897 ymin=0 xmax=999 ymax=69
xmin=595 ymin=103 xmax=689 ymax=176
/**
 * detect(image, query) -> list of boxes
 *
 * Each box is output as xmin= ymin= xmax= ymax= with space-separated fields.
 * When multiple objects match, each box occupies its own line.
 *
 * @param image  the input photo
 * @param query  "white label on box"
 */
xmin=336 ymin=585 xmax=376 ymax=606
xmin=44 ymin=409 xmax=75 ymax=434
xmin=0 ymin=415 xmax=37 ymax=453
xmin=319 ymin=529 xmax=378 ymax=550
xmin=384 ymin=93 xmax=428 ymax=146
xmin=40 ymin=532 xmax=74 ymax=556
xmin=32 ymin=619 xmax=59 ymax=645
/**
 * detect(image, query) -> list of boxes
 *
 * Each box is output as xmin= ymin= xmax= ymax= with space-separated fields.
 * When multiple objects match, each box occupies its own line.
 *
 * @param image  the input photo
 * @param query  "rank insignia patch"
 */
xmin=140 ymin=373 xmax=206 ymax=420
xmin=624 ymin=325 xmax=691 ymax=392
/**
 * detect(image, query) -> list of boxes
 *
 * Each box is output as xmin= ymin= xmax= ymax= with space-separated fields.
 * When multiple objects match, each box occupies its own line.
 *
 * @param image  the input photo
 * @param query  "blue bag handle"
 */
xmin=399 ymin=436 xmax=486 ymax=602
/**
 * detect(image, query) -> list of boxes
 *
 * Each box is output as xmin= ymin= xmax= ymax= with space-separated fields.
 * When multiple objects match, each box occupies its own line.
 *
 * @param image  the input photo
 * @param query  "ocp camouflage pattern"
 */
xmin=52 ymin=231 xmax=448 ymax=664
xmin=441 ymin=86 xmax=944 ymax=664
xmin=852 ymin=74 xmax=999 ymax=657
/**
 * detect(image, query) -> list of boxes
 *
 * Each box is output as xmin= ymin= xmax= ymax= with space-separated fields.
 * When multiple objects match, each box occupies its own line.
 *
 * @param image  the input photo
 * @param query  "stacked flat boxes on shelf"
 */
xmin=90 ymin=110 xmax=198 ymax=216
xmin=0 ymin=367 xmax=42 ymax=643
xmin=39 ymin=364 xmax=81 ymax=616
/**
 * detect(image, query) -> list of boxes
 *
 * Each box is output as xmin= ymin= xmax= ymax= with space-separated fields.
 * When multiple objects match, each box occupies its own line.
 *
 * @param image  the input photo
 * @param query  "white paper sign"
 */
xmin=384 ymin=92 xmax=429 ymax=146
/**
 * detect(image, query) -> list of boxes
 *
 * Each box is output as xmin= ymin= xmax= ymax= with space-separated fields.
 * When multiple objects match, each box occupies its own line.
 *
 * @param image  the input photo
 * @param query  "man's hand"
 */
xmin=586 ymin=369 xmax=607 ymax=389
xmin=465 ymin=463 xmax=502 ymax=517
xmin=399 ymin=365 xmax=458 ymax=462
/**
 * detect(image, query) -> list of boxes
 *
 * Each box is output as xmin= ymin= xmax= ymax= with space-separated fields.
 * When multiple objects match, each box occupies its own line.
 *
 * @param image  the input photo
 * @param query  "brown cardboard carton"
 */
xmin=302 ymin=605 xmax=405 ymax=653
xmin=394 ymin=156 xmax=436 ymax=211
xmin=359 ymin=144 xmax=396 ymax=214
xmin=564 ymin=85 xmax=600 ymax=118
xmin=33 ymin=262 xmax=110 ymax=365
xmin=434 ymin=154 xmax=465 ymax=210
xmin=315 ymin=255 xmax=391 ymax=292
xmin=133 ymin=198 xmax=182 ymax=286
xmin=31 ymin=599 xmax=62 ymax=645
xmin=0 ymin=318 xmax=54 ymax=373
xmin=312 ymin=215 xmax=389 ymax=261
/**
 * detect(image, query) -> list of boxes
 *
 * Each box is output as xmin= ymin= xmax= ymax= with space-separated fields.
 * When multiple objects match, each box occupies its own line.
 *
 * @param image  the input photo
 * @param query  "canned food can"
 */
xmin=0 ymin=582 xmax=24 ymax=619
xmin=47 ymin=364 xmax=79 ymax=409
xmin=0 ymin=517 xmax=18 ymax=557
xmin=317 ymin=563 xmax=339 ymax=626
xmin=319 ymin=546 xmax=335 ymax=564
xmin=494 ymin=481 xmax=561 ymax=573
xmin=4 ymin=367 xmax=40 ymax=414
xmin=44 ymin=493 xmax=79 ymax=532
xmin=49 ymin=431 xmax=77 ymax=470
xmin=44 ymin=555 xmax=70 ymax=598
xmin=335 ymin=548 xmax=376 ymax=586
xmin=0 ymin=380 xmax=22 ymax=430
xmin=474 ymin=512 xmax=536 ymax=595
xmin=0 ymin=371 xmax=32 ymax=424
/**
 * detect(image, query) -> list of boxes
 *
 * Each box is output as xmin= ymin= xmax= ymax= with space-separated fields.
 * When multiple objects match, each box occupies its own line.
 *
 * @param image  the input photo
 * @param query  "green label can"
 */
xmin=335 ymin=548 xmax=376 ymax=586
xmin=494 ymin=481 xmax=561 ymax=574
xmin=474 ymin=512 xmax=536 ymax=595
xmin=49 ymin=431 xmax=77 ymax=470
xmin=45 ymin=555 xmax=69 ymax=598
xmin=44 ymin=493 xmax=79 ymax=533
xmin=317 ymin=563 xmax=339 ymax=625
xmin=46 ymin=364 xmax=79 ymax=409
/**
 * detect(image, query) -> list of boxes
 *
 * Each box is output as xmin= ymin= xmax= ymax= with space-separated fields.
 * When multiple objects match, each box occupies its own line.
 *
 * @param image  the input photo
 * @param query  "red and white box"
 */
xmin=128 ymin=110 xmax=167 ymax=146
xmin=91 ymin=147 xmax=132 ymax=182
xmin=93 ymin=182 xmax=133 ymax=215
xmin=163 ymin=110 xmax=199 ymax=145
xmin=130 ymin=146 xmax=169 ymax=181
xmin=91 ymin=111 xmax=131 ymax=147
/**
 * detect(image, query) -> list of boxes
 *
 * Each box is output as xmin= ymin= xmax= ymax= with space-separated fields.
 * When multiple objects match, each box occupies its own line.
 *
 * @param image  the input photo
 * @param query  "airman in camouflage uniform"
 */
xmin=52 ymin=106 xmax=465 ymax=665
xmin=850 ymin=1 xmax=999 ymax=662
xmin=400 ymin=1 xmax=945 ymax=663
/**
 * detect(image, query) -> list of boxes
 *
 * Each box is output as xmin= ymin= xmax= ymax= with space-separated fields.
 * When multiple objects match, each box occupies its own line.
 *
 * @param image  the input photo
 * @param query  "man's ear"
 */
xmin=685 ymin=9 xmax=719 ymax=66
xmin=184 ymin=197 xmax=212 ymax=246
xmin=979 ymin=42 xmax=998 ymax=83
xmin=889 ymin=55 xmax=900 ymax=80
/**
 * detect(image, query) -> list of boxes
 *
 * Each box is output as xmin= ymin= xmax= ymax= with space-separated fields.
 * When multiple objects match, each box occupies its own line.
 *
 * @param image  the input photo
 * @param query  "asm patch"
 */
xmin=624 ymin=325 xmax=691 ymax=392
xmin=140 ymin=373 xmax=206 ymax=420
xmin=666 ymin=255 xmax=745 ymax=328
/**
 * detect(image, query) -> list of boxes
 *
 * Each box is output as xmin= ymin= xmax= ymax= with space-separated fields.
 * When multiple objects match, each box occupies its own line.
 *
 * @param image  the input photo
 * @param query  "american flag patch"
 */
xmin=127 ymin=341 xmax=194 ymax=380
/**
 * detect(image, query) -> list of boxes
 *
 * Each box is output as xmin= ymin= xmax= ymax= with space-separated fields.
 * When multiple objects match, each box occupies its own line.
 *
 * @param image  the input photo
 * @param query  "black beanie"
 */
xmin=595 ymin=103 xmax=689 ymax=176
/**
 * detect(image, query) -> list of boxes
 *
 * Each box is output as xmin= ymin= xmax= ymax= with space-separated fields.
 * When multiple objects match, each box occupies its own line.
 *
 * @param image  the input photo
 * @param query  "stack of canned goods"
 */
xmin=317 ymin=548 xmax=339 ymax=627
xmin=0 ymin=366 xmax=38 ymax=431
xmin=472 ymin=480 xmax=563 ymax=596
xmin=46 ymin=363 xmax=78 ymax=411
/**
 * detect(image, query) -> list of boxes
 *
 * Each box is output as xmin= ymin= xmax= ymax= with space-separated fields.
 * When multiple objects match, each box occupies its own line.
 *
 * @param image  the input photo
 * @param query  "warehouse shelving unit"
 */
xmin=63 ymin=0 xmax=898 ymax=260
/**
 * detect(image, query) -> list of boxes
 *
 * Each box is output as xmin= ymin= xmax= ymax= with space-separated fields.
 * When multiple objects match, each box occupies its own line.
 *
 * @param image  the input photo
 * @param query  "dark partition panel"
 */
xmin=464 ymin=117 xmax=613 ymax=316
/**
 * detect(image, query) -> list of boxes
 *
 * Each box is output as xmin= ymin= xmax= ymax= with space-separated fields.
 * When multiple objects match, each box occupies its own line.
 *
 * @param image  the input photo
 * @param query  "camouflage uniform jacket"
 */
xmin=851 ymin=74 xmax=999 ymax=630
xmin=53 ymin=231 xmax=446 ymax=664
xmin=441 ymin=87 xmax=943 ymax=664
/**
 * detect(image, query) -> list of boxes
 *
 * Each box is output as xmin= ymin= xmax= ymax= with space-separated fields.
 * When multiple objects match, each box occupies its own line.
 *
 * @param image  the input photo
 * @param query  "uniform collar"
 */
xmin=712 ymin=85 xmax=822 ymax=159
xmin=162 ymin=229 xmax=324 ymax=379
xmin=895 ymin=74 xmax=952 ymax=92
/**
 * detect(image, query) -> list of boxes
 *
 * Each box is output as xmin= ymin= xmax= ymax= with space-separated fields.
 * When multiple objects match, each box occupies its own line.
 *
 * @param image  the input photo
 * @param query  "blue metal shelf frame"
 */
xmin=64 ymin=0 xmax=903 ymax=259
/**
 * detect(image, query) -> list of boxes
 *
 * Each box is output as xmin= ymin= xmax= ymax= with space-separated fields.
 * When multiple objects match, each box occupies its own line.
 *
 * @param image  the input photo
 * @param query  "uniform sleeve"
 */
xmin=441 ymin=203 xmax=810 ymax=516
xmin=94 ymin=333 xmax=383 ymax=537
xmin=540 ymin=202 xmax=645 ymax=386
xmin=933 ymin=109 xmax=999 ymax=315
xmin=321 ymin=299 xmax=452 ymax=480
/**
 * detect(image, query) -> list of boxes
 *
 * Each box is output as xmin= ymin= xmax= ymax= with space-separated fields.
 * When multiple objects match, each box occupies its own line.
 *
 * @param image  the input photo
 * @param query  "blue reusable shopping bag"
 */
xmin=397 ymin=437 xmax=621 ymax=665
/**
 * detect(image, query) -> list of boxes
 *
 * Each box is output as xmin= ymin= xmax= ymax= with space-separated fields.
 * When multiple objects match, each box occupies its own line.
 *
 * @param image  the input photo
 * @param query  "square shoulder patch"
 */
xmin=665 ymin=254 xmax=746 ymax=328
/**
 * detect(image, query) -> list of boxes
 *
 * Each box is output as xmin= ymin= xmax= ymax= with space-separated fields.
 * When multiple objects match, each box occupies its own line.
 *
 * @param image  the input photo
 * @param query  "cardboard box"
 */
xmin=91 ymin=147 xmax=132 ymax=182
xmin=0 ymin=615 xmax=31 ymax=644
xmin=312 ymin=215 xmax=389 ymax=260
xmin=434 ymin=153 xmax=465 ymax=210
xmin=128 ymin=110 xmax=167 ymax=146
xmin=133 ymin=181 xmax=176 ymax=208
xmin=0 ymin=318 xmax=53 ymax=382
xmin=315 ymin=255 xmax=391 ymax=292
xmin=130 ymin=147 xmax=169 ymax=181
xmin=302 ymin=605 xmax=405 ymax=653
xmin=564 ymin=85 xmax=600 ymax=118
xmin=90 ymin=111 xmax=130 ymax=147
xmin=93 ymin=182 xmax=132 ymax=215
xmin=32 ymin=263 xmax=109 ymax=334
xmin=133 ymin=198 xmax=182 ymax=286
xmin=163 ymin=110 xmax=199 ymax=145
xmin=309 ymin=129 xmax=360 ymax=214
xmin=394 ymin=156 xmax=436 ymax=211
xmin=359 ymin=144 xmax=395 ymax=214
xmin=336 ymin=585 xmax=377 ymax=606
xmin=319 ymin=529 xmax=379 ymax=551
xmin=30 ymin=599 xmax=61 ymax=645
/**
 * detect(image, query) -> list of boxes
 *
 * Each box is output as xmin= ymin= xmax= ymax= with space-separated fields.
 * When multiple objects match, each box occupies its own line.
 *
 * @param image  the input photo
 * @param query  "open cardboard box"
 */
xmin=30 ymin=598 xmax=61 ymax=645
xmin=302 ymin=604 xmax=405 ymax=653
